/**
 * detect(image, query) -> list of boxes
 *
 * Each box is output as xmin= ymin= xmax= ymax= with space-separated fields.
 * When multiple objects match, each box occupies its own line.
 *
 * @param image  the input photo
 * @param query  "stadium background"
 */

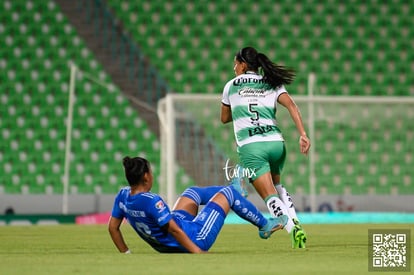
xmin=0 ymin=0 xmax=413 ymax=222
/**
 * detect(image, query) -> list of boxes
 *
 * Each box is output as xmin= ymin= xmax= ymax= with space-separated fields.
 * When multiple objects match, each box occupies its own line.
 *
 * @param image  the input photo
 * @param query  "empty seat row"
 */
xmin=106 ymin=0 xmax=413 ymax=97
xmin=0 ymin=0 xmax=161 ymax=194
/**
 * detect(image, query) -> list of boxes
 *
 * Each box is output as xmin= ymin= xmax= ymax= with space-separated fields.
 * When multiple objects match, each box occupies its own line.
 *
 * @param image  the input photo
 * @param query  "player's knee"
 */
xmin=181 ymin=187 xmax=202 ymax=205
xmin=218 ymin=186 xmax=235 ymax=206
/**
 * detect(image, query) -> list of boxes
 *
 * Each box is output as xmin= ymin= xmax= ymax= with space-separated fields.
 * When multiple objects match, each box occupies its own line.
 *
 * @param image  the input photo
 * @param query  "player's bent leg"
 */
xmin=173 ymin=186 xmax=223 ymax=216
xmin=273 ymin=180 xmax=307 ymax=246
xmin=251 ymin=172 xmax=278 ymax=199
xmin=216 ymin=185 xmax=267 ymax=227
xmin=274 ymin=183 xmax=296 ymax=212
xmin=180 ymin=186 xmax=223 ymax=205
xmin=264 ymin=194 xmax=295 ymax=232
xmin=188 ymin=201 xmax=225 ymax=251
xmin=172 ymin=197 xmax=199 ymax=218
xmin=215 ymin=186 xmax=287 ymax=239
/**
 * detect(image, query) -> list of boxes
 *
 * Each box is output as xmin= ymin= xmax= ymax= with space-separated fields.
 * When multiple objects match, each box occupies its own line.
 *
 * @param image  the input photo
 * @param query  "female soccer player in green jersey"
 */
xmin=220 ymin=46 xmax=310 ymax=248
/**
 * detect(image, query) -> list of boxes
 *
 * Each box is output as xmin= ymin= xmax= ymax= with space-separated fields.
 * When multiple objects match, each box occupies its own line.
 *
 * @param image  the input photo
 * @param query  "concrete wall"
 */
xmin=0 ymin=194 xmax=115 ymax=215
xmin=1 ymin=194 xmax=413 ymax=215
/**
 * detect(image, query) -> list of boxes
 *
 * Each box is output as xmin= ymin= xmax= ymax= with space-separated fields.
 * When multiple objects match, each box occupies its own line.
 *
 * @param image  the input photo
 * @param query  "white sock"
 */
xmin=275 ymin=183 xmax=299 ymax=222
xmin=265 ymin=195 xmax=294 ymax=233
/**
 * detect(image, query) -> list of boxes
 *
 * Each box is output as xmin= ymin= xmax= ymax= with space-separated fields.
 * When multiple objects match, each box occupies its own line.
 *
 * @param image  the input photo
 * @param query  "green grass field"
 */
xmin=0 ymin=223 xmax=412 ymax=275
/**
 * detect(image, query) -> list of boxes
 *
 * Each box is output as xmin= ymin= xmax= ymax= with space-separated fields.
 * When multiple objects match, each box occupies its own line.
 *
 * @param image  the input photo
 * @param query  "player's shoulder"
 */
xmin=223 ymin=76 xmax=237 ymax=90
xmin=223 ymin=75 xmax=244 ymax=94
xmin=117 ymin=186 xmax=131 ymax=196
xmin=140 ymin=192 xmax=161 ymax=200
xmin=275 ymin=84 xmax=287 ymax=92
xmin=138 ymin=192 xmax=166 ymax=207
xmin=141 ymin=193 xmax=169 ymax=213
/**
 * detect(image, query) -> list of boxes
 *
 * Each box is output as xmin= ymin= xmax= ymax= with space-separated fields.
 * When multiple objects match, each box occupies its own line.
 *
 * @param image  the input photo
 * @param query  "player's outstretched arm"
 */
xmin=278 ymin=93 xmax=310 ymax=155
xmin=108 ymin=216 xmax=130 ymax=253
xmin=164 ymin=219 xmax=205 ymax=254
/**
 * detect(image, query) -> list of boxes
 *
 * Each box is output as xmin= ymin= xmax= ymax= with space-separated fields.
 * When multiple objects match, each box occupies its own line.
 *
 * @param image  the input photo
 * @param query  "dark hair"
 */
xmin=123 ymin=156 xmax=150 ymax=185
xmin=236 ymin=47 xmax=296 ymax=88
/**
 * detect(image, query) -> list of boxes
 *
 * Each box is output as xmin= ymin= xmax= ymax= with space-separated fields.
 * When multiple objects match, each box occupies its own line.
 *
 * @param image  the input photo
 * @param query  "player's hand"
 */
xmin=299 ymin=135 xmax=310 ymax=155
xmin=192 ymin=249 xmax=208 ymax=254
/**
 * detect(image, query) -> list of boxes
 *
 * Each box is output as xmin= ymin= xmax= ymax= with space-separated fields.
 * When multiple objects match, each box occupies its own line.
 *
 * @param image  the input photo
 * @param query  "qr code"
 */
xmin=369 ymin=229 xmax=411 ymax=272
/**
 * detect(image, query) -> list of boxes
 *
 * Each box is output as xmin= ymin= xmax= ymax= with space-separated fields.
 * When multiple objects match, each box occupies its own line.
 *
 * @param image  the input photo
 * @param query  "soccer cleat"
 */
xmin=291 ymin=219 xmax=307 ymax=248
xmin=259 ymin=215 xmax=288 ymax=239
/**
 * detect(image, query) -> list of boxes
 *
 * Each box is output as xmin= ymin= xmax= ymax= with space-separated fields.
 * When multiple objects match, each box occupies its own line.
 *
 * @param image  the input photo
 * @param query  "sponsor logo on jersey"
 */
xmin=155 ymin=200 xmax=166 ymax=212
xmin=119 ymin=202 xmax=146 ymax=217
xmin=238 ymin=87 xmax=270 ymax=97
xmin=248 ymin=125 xmax=279 ymax=137
xmin=233 ymin=77 xmax=266 ymax=86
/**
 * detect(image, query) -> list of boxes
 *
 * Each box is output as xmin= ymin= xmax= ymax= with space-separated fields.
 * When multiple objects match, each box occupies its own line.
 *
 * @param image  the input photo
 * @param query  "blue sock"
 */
xmin=180 ymin=186 xmax=223 ymax=205
xmin=219 ymin=186 xmax=267 ymax=228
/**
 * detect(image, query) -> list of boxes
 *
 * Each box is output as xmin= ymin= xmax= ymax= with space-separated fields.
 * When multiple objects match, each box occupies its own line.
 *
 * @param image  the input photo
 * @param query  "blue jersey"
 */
xmin=111 ymin=187 xmax=186 ymax=252
xmin=111 ymin=187 xmax=226 ymax=253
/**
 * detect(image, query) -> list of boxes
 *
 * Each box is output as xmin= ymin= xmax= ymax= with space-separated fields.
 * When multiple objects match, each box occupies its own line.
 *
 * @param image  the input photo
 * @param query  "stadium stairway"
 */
xmin=55 ymin=0 xmax=168 ymax=136
xmin=55 ymin=0 xmax=226 ymax=189
xmin=0 ymin=0 xmax=164 ymax=196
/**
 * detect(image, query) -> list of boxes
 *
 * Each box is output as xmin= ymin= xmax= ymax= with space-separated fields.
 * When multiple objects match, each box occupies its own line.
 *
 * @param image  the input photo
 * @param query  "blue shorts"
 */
xmin=172 ymin=209 xmax=195 ymax=221
xmin=179 ymin=201 xmax=226 ymax=251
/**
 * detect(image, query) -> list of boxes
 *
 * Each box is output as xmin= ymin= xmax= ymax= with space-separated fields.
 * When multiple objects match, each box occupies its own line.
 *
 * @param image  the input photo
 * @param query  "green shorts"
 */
xmin=237 ymin=141 xmax=286 ymax=181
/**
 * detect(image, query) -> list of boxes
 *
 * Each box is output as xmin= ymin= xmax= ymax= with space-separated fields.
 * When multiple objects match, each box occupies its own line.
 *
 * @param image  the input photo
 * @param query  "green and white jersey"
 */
xmin=221 ymin=72 xmax=286 ymax=147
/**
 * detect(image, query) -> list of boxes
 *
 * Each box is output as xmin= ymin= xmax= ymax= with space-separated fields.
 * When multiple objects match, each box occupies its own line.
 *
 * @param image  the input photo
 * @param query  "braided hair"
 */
xmin=236 ymin=46 xmax=296 ymax=88
xmin=123 ymin=156 xmax=150 ymax=185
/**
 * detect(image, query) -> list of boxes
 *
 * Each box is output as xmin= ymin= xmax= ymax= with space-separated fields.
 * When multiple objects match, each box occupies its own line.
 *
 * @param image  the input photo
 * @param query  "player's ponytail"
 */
xmin=123 ymin=156 xmax=150 ymax=185
xmin=257 ymin=53 xmax=295 ymax=88
xmin=237 ymin=47 xmax=296 ymax=88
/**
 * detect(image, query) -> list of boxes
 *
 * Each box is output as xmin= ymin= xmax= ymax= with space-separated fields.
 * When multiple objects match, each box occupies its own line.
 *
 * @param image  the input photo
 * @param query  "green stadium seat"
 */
xmin=0 ymin=1 xmax=161 ymax=195
xmin=2 ymin=0 xmax=413 ymax=197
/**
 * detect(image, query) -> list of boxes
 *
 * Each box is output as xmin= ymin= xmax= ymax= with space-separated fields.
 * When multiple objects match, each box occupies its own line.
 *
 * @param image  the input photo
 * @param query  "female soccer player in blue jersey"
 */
xmin=108 ymin=156 xmax=288 ymax=253
xmin=220 ymin=46 xmax=310 ymax=248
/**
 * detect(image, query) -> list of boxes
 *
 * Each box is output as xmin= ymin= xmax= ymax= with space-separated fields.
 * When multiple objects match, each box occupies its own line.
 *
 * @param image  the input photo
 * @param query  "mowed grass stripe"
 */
xmin=0 ymin=224 xmax=412 ymax=275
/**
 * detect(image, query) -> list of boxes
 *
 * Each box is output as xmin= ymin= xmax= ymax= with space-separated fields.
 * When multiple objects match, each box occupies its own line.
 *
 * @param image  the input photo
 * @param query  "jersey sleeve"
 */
xmin=111 ymin=191 xmax=125 ymax=219
xmin=221 ymin=80 xmax=232 ymax=106
xmin=275 ymin=85 xmax=288 ymax=99
xmin=148 ymin=196 xmax=172 ymax=227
